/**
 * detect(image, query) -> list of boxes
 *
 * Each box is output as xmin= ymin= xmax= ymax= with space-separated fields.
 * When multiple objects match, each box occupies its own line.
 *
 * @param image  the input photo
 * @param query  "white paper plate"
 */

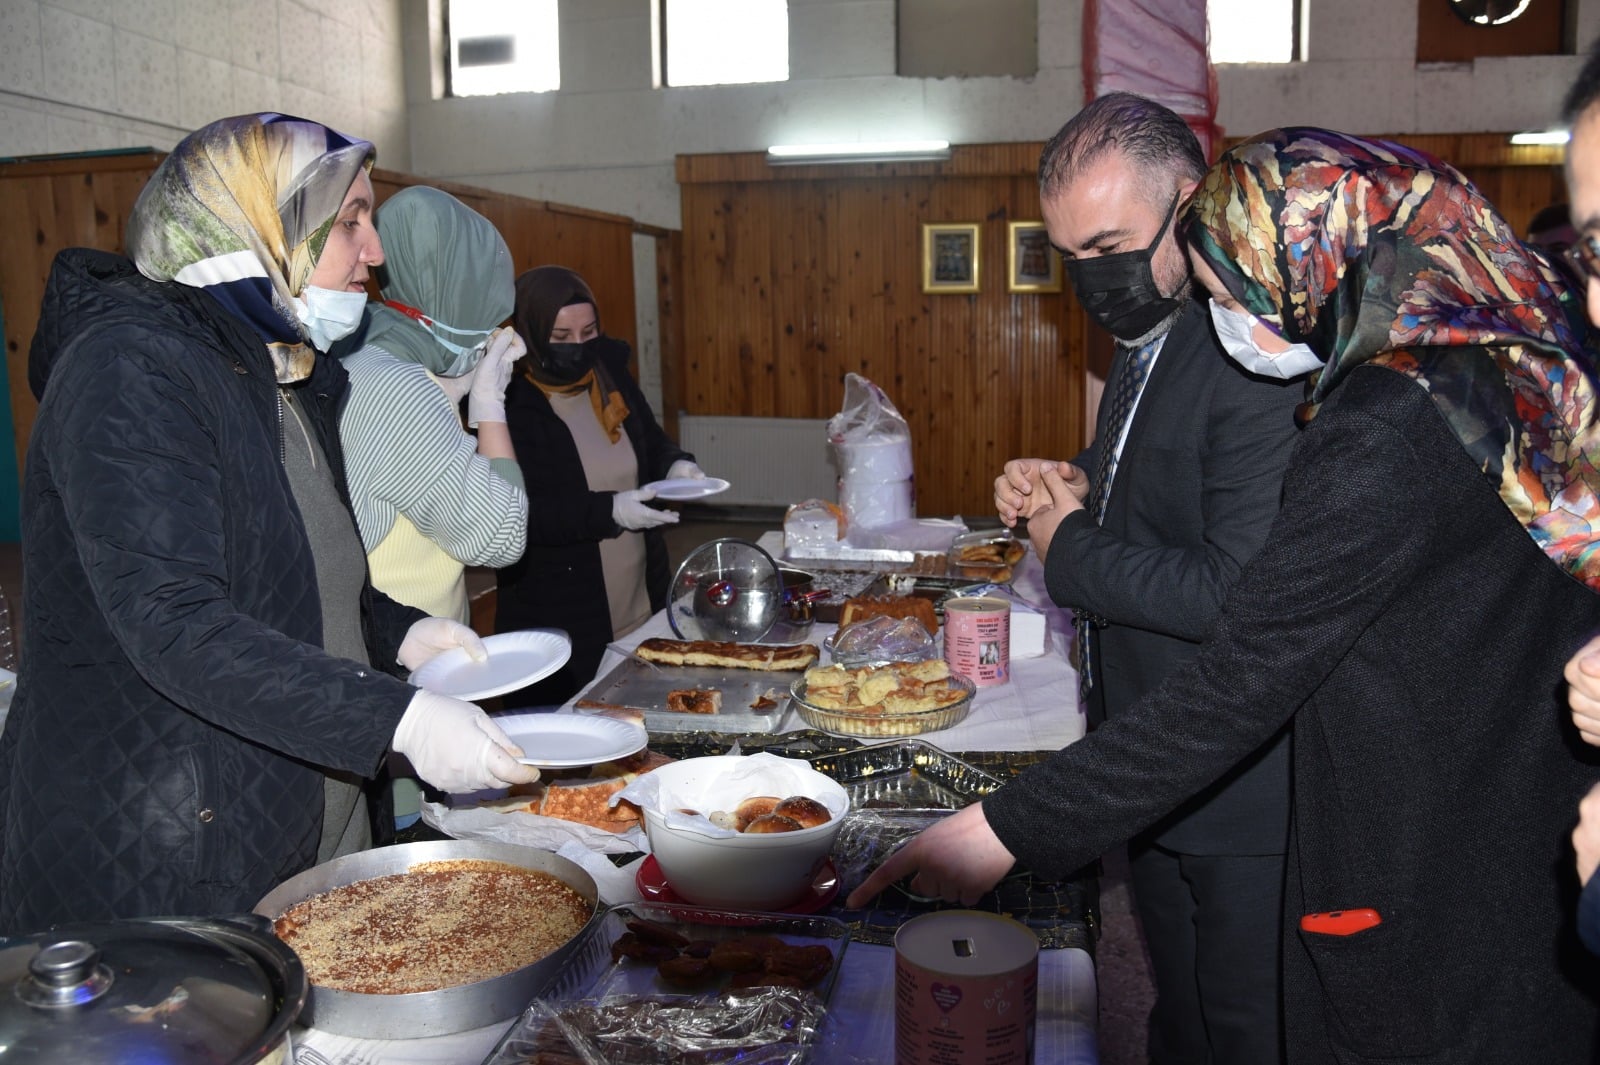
xmin=497 ymin=712 xmax=648 ymax=768
xmin=408 ymin=629 xmax=572 ymax=702
xmin=643 ymin=477 xmax=731 ymax=501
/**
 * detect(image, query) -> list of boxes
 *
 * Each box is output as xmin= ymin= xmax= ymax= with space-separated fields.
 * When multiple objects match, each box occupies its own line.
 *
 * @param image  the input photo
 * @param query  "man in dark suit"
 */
xmin=995 ymin=93 xmax=1303 ymax=1064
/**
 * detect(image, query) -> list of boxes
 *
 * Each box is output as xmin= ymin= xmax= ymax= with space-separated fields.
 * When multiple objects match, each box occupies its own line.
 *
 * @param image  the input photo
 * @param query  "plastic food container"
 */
xmin=789 ymin=667 xmax=976 ymax=738
xmin=947 ymin=529 xmax=1026 ymax=582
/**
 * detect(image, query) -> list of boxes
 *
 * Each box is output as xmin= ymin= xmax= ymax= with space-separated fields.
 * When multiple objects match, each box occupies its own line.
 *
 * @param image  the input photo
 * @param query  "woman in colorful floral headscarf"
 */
xmin=0 ymin=114 xmax=537 ymax=931
xmin=851 ymin=129 xmax=1600 ymax=1063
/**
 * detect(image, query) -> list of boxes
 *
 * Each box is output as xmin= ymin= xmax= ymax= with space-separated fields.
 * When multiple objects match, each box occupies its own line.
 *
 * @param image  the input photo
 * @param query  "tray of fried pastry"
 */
xmin=573 ymin=639 xmax=822 ymax=735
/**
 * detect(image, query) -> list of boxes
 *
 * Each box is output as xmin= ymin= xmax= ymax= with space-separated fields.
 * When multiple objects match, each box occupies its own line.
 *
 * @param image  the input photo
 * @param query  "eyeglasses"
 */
xmin=1565 ymin=233 xmax=1600 ymax=282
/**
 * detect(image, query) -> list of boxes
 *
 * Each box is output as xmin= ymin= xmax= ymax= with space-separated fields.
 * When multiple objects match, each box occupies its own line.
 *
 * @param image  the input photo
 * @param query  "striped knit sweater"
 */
xmin=339 ymin=345 xmax=527 ymax=618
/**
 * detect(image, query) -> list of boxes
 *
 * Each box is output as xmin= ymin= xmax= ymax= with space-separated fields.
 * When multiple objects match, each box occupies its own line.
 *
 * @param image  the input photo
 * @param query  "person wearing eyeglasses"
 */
xmin=1557 ymin=42 xmax=1600 ymax=961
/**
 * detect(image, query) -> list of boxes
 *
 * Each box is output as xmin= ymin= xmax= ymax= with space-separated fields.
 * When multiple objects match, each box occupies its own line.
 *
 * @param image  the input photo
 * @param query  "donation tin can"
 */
xmin=894 ymin=910 xmax=1039 ymax=1065
xmin=943 ymin=596 xmax=1011 ymax=686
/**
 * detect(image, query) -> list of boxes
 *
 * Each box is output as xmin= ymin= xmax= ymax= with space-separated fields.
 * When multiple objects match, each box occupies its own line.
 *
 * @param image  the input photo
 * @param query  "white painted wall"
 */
xmin=405 ymin=0 xmax=1597 ymax=232
xmin=0 ymin=0 xmax=409 ymax=167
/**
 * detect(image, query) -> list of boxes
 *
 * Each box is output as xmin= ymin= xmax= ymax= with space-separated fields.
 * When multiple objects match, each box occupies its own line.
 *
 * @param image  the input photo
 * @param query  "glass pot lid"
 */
xmin=0 ymin=915 xmax=301 ymax=1063
xmin=668 ymin=537 xmax=784 ymax=643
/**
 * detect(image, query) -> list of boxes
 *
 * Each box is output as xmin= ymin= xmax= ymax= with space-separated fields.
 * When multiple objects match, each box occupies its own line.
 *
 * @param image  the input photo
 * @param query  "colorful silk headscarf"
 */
xmin=1185 ymin=127 xmax=1600 ymax=589
xmin=365 ymin=186 xmax=515 ymax=376
xmin=126 ymin=113 xmax=375 ymax=383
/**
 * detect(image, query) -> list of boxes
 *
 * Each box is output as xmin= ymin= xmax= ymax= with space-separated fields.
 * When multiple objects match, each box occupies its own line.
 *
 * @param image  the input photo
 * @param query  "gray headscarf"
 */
xmin=362 ymin=186 xmax=514 ymax=376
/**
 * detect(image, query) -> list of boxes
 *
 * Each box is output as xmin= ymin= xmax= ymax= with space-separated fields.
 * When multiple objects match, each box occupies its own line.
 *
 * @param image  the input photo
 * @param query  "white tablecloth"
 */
xmin=568 ymin=530 xmax=1087 ymax=754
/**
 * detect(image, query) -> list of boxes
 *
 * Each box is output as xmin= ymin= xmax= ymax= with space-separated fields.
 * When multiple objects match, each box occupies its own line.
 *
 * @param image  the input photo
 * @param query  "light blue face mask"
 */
xmin=428 ymin=317 xmax=493 ymax=377
xmin=292 ymin=285 xmax=368 ymax=351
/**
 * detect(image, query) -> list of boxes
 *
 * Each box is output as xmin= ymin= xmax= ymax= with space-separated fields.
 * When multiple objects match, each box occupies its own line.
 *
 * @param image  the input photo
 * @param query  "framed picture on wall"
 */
xmin=922 ymin=222 xmax=981 ymax=293
xmin=1007 ymin=221 xmax=1062 ymax=293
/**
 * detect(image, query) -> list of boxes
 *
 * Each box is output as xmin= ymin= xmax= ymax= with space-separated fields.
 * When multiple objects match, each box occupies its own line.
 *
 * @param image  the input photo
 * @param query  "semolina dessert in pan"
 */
xmin=272 ymin=859 xmax=592 ymax=994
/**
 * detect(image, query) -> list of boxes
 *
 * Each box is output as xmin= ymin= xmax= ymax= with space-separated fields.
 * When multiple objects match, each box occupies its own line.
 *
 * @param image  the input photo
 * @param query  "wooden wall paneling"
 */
xmin=674 ymin=152 xmax=1092 ymax=517
xmin=1 ymin=153 xmax=645 ymax=482
xmin=655 ymin=228 xmax=684 ymax=438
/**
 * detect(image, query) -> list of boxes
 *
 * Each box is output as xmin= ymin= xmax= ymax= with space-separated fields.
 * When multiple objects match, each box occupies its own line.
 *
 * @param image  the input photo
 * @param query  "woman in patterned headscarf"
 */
xmin=0 ymin=114 xmax=537 ymax=931
xmin=851 ymin=129 xmax=1600 ymax=1063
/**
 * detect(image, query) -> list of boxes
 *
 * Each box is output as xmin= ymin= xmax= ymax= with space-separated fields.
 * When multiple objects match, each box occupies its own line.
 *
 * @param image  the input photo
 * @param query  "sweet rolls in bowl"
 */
xmin=620 ymin=753 xmax=848 ymax=911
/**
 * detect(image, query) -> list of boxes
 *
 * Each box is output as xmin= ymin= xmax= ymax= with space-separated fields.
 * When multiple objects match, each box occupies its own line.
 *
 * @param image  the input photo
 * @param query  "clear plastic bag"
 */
xmin=827 ymin=374 xmax=913 ymax=484
xmin=824 ymin=616 xmax=937 ymax=667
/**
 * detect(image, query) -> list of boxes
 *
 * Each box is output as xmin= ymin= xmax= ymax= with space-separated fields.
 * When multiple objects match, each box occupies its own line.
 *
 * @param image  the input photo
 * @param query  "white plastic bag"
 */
xmin=828 ymin=374 xmax=914 ymax=527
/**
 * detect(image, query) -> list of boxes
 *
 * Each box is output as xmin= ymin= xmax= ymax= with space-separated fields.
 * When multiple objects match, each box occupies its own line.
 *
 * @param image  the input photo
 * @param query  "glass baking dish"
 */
xmin=788 ymin=667 xmax=975 ymax=738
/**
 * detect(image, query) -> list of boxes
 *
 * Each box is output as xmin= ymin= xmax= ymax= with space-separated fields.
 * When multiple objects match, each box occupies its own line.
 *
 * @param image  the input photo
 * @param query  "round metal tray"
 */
xmin=253 ymin=839 xmax=598 ymax=1040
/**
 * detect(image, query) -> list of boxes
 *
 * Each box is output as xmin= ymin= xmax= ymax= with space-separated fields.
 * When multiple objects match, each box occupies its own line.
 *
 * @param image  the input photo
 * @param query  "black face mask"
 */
xmin=1063 ymin=191 xmax=1184 ymax=341
xmin=539 ymin=336 xmax=603 ymax=383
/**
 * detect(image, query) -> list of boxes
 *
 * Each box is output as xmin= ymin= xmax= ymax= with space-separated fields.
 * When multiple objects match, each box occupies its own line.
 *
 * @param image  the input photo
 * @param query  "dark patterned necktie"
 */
xmin=1076 ymin=336 xmax=1161 ymax=700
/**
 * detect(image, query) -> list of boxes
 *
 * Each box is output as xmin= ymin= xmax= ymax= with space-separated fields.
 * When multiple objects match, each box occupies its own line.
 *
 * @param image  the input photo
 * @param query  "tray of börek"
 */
xmin=574 ymin=638 xmax=822 ymax=735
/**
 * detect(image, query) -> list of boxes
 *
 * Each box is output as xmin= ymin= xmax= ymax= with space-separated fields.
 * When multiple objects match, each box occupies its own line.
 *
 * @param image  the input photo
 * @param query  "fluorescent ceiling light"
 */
xmin=1509 ymin=129 xmax=1570 ymax=146
xmin=766 ymin=140 xmax=951 ymax=164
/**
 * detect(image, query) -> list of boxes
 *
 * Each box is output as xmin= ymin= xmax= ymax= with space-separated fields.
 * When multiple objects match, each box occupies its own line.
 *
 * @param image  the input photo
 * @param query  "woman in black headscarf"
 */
xmin=495 ymin=266 xmax=702 ymax=704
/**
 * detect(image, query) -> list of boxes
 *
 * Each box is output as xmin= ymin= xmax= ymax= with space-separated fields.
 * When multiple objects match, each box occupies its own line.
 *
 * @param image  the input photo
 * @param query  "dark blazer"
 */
xmin=1045 ymin=300 xmax=1303 ymax=855
xmin=495 ymin=342 xmax=691 ymax=704
xmin=1 ymin=249 xmax=422 ymax=932
xmin=991 ymin=368 xmax=1600 ymax=1062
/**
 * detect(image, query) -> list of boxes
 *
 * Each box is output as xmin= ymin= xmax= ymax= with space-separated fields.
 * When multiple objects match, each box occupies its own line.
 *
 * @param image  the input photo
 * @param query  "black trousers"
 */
xmin=1129 ymin=841 xmax=1286 ymax=1065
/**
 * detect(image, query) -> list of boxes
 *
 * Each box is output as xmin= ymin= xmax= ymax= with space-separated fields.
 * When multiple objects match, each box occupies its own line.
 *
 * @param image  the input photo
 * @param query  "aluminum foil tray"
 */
xmin=806 ymin=738 xmax=1003 ymax=808
xmin=483 ymin=903 xmax=849 ymax=1065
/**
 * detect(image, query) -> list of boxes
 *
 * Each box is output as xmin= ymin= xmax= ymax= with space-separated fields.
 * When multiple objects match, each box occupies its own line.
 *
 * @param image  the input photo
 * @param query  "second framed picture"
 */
xmin=1007 ymin=221 xmax=1062 ymax=293
xmin=922 ymin=222 xmax=981 ymax=294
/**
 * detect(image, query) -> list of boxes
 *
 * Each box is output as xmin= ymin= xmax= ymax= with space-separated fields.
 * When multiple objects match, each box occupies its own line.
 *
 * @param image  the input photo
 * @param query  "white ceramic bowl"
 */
xmin=640 ymin=755 xmax=849 ymax=911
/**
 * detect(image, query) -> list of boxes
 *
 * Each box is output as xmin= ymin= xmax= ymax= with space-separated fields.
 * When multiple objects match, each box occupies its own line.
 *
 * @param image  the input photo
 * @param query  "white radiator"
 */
xmin=676 ymin=416 xmax=836 ymax=506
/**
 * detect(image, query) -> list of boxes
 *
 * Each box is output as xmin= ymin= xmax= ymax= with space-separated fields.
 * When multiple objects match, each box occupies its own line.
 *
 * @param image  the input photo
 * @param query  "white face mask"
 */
xmin=292 ymin=286 xmax=368 ymax=351
xmin=1208 ymin=299 xmax=1324 ymax=380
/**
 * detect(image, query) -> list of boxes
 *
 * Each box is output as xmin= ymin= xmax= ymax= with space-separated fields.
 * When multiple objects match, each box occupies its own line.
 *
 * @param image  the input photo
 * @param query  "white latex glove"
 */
xmin=398 ymin=616 xmax=487 ymax=672
xmin=612 ymin=487 xmax=679 ymax=530
xmin=436 ymin=364 xmax=475 ymax=404
xmin=468 ymin=326 xmax=524 ymax=427
xmin=666 ymin=459 xmax=706 ymax=480
xmin=392 ymin=690 xmax=541 ymax=792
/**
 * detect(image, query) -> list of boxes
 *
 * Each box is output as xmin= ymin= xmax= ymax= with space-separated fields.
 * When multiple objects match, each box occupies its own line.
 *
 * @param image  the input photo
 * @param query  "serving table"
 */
xmin=293 ymin=539 xmax=1100 ymax=1063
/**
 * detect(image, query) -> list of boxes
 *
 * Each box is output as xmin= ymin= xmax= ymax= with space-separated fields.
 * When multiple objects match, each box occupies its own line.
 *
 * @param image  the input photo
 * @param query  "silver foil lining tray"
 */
xmin=482 ymin=902 xmax=849 ymax=1065
xmin=806 ymin=738 xmax=1004 ymax=809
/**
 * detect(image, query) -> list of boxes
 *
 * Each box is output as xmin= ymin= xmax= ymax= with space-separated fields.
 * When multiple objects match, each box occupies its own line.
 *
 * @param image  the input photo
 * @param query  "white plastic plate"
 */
xmin=408 ymin=629 xmax=572 ymax=702
xmin=496 ymin=711 xmax=649 ymax=768
xmin=643 ymin=477 xmax=731 ymax=501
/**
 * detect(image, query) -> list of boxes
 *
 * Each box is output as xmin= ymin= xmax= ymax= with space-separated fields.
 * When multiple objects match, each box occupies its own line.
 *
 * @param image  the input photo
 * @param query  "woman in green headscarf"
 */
xmin=851 ymin=128 xmax=1600 ymax=1063
xmin=0 ymin=114 xmax=538 ymax=931
xmin=340 ymin=185 xmax=529 ymax=624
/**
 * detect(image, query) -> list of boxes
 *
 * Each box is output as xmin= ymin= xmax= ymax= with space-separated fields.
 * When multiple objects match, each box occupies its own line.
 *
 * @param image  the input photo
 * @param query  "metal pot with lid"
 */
xmin=0 ymin=913 xmax=305 ymax=1063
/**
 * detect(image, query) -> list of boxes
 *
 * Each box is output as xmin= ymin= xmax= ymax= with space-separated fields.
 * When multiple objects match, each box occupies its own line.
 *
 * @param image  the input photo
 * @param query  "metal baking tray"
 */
xmin=575 ymin=657 xmax=801 ymax=735
xmin=483 ymin=902 xmax=850 ymax=1065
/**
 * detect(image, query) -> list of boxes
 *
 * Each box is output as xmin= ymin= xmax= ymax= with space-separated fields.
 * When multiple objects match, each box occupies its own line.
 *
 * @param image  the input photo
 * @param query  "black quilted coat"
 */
xmin=0 ymin=249 xmax=423 ymax=933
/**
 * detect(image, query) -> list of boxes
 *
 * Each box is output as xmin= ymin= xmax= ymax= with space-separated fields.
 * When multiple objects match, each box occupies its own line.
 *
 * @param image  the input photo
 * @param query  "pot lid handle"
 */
xmin=22 ymin=940 xmax=113 ymax=1006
